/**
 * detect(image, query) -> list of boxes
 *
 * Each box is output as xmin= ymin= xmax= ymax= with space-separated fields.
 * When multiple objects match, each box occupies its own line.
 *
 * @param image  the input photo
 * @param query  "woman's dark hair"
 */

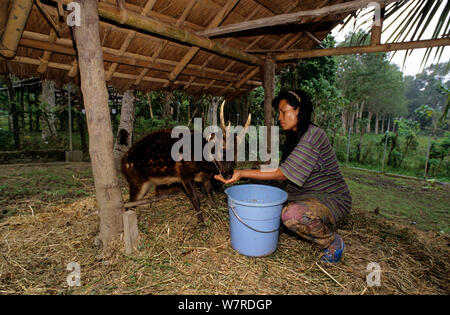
xmin=272 ymin=89 xmax=314 ymax=162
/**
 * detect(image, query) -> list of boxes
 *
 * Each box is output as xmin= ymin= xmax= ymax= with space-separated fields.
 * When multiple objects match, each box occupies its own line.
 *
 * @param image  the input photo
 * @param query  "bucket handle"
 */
xmin=229 ymin=203 xmax=279 ymax=234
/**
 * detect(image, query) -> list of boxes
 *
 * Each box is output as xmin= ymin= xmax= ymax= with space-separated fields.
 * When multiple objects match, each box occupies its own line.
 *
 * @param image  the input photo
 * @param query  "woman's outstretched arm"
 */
xmin=214 ymin=168 xmax=286 ymax=185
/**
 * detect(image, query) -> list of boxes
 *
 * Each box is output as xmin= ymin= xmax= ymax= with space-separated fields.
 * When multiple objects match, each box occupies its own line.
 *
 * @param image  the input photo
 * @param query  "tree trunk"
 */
xmin=349 ymin=106 xmax=355 ymax=133
xmin=39 ymin=80 xmax=58 ymax=141
xmin=366 ymin=111 xmax=373 ymax=133
xmin=162 ymin=91 xmax=172 ymax=119
xmin=6 ymin=75 xmax=20 ymax=149
xmin=381 ymin=113 xmax=385 ymax=133
xmin=147 ymin=93 xmax=153 ymax=119
xmin=207 ymin=96 xmax=220 ymax=126
xmin=20 ymin=87 xmax=25 ymax=131
xmin=74 ymin=0 xmax=124 ymax=254
xmin=27 ymin=88 xmax=32 ymax=132
xmin=114 ymin=89 xmax=135 ymax=171
xmin=375 ymin=111 xmax=379 ymax=134
xmin=355 ymin=103 xmax=360 ymax=134
xmin=341 ymin=107 xmax=347 ymax=132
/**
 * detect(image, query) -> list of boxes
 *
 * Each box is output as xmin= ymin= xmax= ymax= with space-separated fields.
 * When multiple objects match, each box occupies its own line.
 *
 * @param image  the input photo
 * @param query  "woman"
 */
xmin=214 ymin=89 xmax=352 ymax=263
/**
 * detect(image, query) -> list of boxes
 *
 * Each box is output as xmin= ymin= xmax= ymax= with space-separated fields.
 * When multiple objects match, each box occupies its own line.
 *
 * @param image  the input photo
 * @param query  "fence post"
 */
xmin=346 ymin=127 xmax=352 ymax=166
xmin=381 ymin=118 xmax=390 ymax=173
xmin=424 ymin=133 xmax=431 ymax=179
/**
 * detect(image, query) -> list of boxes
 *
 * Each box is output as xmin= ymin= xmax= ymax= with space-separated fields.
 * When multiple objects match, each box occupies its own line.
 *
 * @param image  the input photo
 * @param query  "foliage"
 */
xmin=278 ymin=35 xmax=346 ymax=131
xmin=0 ymin=128 xmax=14 ymax=151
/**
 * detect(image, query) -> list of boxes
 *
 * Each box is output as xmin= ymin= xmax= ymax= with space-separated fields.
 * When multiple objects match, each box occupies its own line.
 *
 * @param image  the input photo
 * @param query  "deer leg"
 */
xmin=181 ymin=178 xmax=204 ymax=224
xmin=129 ymin=184 xmax=139 ymax=202
xmin=130 ymin=181 xmax=152 ymax=202
xmin=202 ymin=178 xmax=216 ymax=209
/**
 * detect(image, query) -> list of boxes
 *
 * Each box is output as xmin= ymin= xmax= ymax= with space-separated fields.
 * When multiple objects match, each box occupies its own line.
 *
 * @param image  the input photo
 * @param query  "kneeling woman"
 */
xmin=215 ymin=90 xmax=352 ymax=263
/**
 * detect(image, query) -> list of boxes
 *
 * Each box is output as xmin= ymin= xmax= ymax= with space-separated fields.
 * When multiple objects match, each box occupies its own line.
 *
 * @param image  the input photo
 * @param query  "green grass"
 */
xmin=0 ymin=163 xmax=94 ymax=219
xmin=342 ymin=167 xmax=450 ymax=233
xmin=333 ymin=132 xmax=450 ymax=182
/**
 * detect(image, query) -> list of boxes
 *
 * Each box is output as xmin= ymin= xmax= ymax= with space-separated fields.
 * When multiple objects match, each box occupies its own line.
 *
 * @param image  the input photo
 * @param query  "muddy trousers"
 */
xmin=281 ymin=198 xmax=338 ymax=249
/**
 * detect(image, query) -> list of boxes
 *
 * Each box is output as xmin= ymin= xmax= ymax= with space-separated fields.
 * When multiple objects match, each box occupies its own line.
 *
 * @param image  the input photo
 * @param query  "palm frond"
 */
xmin=346 ymin=0 xmax=450 ymax=70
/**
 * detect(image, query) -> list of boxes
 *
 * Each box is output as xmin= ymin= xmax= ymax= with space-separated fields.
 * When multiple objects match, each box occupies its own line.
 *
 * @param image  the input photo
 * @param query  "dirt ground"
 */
xmin=0 ymin=163 xmax=449 ymax=295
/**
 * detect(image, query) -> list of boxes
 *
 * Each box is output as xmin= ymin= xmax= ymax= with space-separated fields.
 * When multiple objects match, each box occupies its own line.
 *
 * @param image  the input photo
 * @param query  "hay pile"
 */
xmin=0 ymin=190 xmax=449 ymax=295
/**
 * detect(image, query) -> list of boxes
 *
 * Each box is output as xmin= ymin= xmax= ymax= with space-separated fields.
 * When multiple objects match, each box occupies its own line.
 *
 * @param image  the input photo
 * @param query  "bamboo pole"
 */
xmin=0 ymin=0 xmax=34 ymax=58
xmin=276 ymin=37 xmax=450 ymax=61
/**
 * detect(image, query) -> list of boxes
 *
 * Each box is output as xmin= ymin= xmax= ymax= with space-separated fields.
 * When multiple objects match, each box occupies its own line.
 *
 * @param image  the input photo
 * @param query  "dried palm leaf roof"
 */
xmin=0 ymin=0 xmax=359 ymax=96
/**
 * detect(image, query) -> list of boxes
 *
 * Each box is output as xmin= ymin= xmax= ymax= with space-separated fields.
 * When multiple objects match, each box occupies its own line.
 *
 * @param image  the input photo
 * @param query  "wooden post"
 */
xmin=123 ymin=210 xmax=139 ymax=255
xmin=114 ymin=89 xmax=135 ymax=171
xmin=73 ymin=0 xmax=124 ymax=255
xmin=370 ymin=6 xmax=384 ymax=46
xmin=261 ymin=54 xmax=275 ymax=153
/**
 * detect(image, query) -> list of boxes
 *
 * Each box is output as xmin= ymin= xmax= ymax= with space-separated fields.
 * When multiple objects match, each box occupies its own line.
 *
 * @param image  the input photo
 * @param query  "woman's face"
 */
xmin=278 ymin=99 xmax=299 ymax=131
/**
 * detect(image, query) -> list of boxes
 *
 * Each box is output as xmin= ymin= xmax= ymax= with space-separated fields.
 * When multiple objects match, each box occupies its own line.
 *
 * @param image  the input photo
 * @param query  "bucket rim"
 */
xmin=224 ymin=184 xmax=288 ymax=207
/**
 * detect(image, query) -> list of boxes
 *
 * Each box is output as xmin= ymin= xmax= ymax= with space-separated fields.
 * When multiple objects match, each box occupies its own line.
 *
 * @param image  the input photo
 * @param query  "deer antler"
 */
xmin=219 ymin=100 xmax=227 ymax=135
xmin=237 ymin=113 xmax=251 ymax=146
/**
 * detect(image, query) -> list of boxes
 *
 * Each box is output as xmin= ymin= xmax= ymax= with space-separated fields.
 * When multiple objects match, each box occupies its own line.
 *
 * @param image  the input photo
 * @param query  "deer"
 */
xmin=120 ymin=101 xmax=251 ymax=224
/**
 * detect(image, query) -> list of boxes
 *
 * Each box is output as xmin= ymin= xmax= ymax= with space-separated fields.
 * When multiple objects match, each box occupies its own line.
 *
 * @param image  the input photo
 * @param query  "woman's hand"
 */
xmin=214 ymin=170 xmax=242 ymax=185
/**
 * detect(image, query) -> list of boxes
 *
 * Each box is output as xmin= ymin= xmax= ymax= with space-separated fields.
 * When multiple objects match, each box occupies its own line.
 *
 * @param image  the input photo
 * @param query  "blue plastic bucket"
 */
xmin=224 ymin=184 xmax=288 ymax=257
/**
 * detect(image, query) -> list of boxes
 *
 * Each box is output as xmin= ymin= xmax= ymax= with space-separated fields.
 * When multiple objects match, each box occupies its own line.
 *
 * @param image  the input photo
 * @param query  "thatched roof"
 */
xmin=0 ymin=0 xmax=352 ymax=97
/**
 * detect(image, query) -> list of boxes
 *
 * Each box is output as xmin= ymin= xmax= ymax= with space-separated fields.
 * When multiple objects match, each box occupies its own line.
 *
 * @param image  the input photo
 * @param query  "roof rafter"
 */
xmin=20 ymin=31 xmax=260 ymax=85
xmin=106 ymin=0 xmax=158 ymax=82
xmin=196 ymin=0 xmax=399 ymax=37
xmin=2 ymin=55 xmax=253 ymax=92
xmin=167 ymin=0 xmax=241 ymax=82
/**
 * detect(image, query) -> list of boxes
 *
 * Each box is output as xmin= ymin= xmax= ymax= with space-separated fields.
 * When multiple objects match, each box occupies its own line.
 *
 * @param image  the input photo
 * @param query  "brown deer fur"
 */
xmin=121 ymin=129 xmax=234 ymax=223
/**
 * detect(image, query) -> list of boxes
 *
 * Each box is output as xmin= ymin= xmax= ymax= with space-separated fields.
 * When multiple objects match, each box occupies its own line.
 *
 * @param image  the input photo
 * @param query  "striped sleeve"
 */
xmin=279 ymin=141 xmax=320 ymax=188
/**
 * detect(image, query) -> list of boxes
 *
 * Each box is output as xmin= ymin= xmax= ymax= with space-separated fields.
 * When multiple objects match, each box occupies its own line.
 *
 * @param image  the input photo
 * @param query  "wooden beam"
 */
xmin=276 ymin=37 xmax=450 ymax=61
xmin=37 ymin=29 xmax=57 ymax=74
xmin=48 ymin=0 xmax=263 ymax=67
xmin=146 ymin=0 xmax=197 ymax=85
xmin=3 ymin=55 xmax=254 ymax=91
xmin=230 ymin=32 xmax=302 ymax=92
xmin=195 ymin=6 xmax=263 ymax=91
xmin=196 ymin=0 xmax=399 ymax=37
xmin=253 ymin=0 xmax=284 ymax=15
xmin=18 ymin=33 xmax=260 ymax=84
xmin=167 ymin=0 xmax=241 ymax=82
xmin=107 ymin=0 xmax=158 ymax=83
xmin=0 ymin=0 xmax=34 ymax=58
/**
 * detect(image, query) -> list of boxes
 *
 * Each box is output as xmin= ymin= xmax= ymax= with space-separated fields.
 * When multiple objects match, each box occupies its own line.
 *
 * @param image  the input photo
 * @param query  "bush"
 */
xmin=0 ymin=128 xmax=14 ymax=151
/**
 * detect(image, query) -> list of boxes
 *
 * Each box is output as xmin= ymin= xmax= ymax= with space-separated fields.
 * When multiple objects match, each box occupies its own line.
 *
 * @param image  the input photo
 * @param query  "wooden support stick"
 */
xmin=123 ymin=210 xmax=139 ymax=255
xmin=124 ymin=194 xmax=173 ymax=208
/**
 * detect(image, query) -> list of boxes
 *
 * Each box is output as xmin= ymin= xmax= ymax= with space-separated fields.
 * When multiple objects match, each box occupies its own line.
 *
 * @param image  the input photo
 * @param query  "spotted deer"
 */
xmin=121 ymin=101 xmax=251 ymax=223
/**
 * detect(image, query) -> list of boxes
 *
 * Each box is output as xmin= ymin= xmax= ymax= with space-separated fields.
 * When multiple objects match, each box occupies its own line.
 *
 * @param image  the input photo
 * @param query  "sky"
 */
xmin=331 ymin=0 xmax=450 ymax=77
